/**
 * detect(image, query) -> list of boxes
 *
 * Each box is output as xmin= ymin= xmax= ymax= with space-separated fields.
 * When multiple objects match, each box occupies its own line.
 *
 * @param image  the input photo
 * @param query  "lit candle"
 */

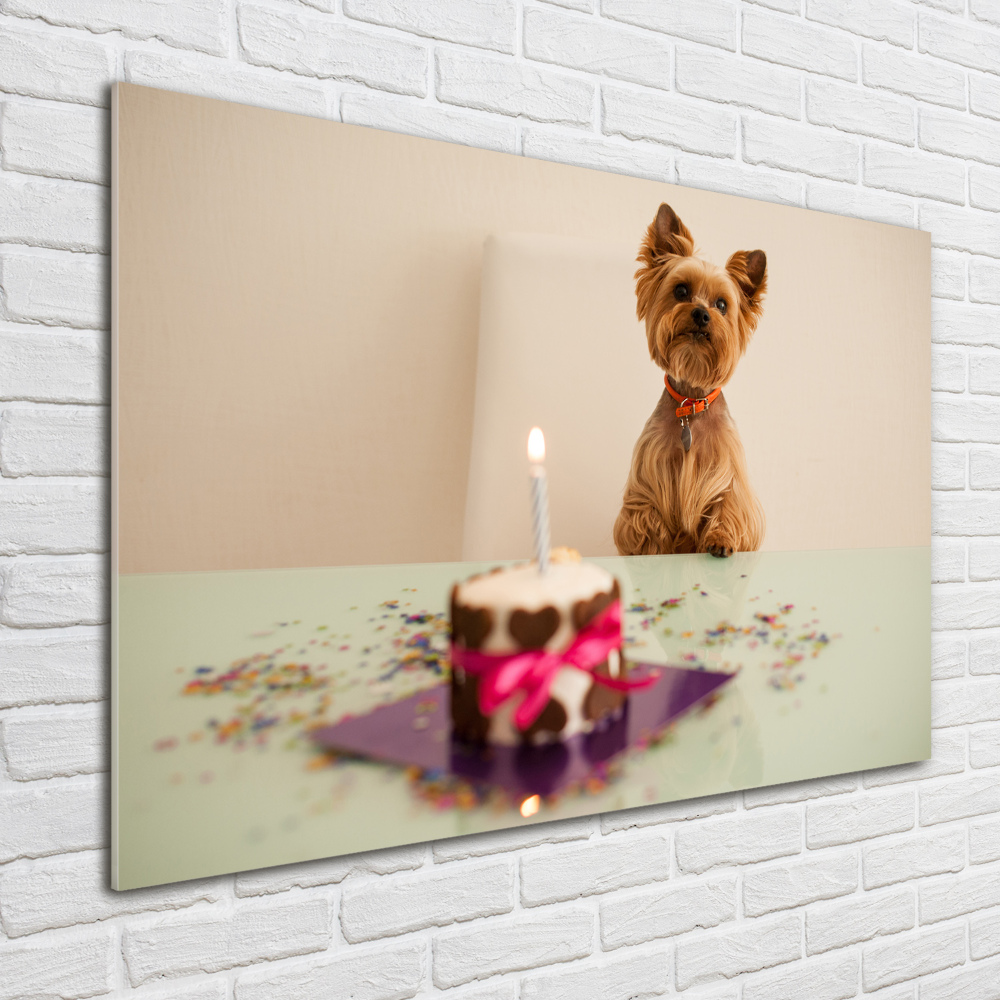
xmin=527 ymin=427 xmax=551 ymax=574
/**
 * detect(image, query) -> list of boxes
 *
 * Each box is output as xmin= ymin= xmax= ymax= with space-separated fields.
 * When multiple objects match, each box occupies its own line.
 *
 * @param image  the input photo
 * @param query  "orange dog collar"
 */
xmin=664 ymin=377 xmax=722 ymax=418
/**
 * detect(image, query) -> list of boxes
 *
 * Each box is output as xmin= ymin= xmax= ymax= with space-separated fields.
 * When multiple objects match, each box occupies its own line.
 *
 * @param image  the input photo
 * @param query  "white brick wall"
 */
xmin=1 ymin=2 xmax=998 ymax=998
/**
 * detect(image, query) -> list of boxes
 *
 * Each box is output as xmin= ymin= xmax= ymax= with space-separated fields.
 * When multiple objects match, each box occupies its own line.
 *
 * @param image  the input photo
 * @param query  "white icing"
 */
xmin=457 ymin=561 xmax=614 ymax=654
xmin=459 ymin=561 xmax=612 ymax=609
xmin=607 ymin=647 xmax=620 ymax=678
xmin=487 ymin=694 xmax=522 ymax=747
xmin=549 ymin=667 xmax=594 ymax=740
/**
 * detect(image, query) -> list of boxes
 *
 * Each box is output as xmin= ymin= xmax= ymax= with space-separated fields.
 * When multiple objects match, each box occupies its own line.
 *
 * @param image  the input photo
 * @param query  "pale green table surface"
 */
xmin=113 ymin=547 xmax=929 ymax=889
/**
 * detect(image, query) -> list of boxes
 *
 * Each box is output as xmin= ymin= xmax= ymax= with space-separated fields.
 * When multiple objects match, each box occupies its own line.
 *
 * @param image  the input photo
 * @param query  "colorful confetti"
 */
xmin=375 ymin=611 xmax=450 ymax=682
xmin=626 ymin=594 xmax=686 ymax=633
xmin=156 ymin=597 xmax=451 ymax=756
xmin=153 ymin=584 xmax=842 ymax=814
xmin=624 ymin=597 xmax=839 ymax=693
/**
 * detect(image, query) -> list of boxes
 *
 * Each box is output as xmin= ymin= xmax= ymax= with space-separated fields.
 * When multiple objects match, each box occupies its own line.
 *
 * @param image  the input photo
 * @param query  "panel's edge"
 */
xmin=110 ymin=80 xmax=121 ymax=892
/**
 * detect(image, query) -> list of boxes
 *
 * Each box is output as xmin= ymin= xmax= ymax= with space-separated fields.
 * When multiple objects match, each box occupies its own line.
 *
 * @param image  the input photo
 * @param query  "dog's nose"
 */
xmin=691 ymin=306 xmax=710 ymax=329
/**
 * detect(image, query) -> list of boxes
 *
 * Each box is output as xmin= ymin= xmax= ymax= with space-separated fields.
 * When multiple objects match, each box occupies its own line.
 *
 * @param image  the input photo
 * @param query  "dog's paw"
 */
xmin=706 ymin=543 xmax=732 ymax=558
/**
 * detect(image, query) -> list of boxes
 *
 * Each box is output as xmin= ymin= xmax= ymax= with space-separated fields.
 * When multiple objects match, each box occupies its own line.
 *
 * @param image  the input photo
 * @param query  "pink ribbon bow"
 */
xmin=450 ymin=601 xmax=655 ymax=732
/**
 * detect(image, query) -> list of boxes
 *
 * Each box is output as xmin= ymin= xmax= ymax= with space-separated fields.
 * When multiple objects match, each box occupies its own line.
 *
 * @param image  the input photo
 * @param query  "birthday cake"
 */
xmin=449 ymin=552 xmax=628 ymax=746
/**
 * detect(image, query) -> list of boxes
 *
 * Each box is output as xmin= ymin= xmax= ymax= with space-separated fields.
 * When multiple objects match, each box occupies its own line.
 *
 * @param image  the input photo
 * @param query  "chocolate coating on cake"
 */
xmin=521 ymin=697 xmax=568 ymax=742
xmin=572 ymin=579 xmax=621 ymax=630
xmin=509 ymin=606 xmax=560 ymax=649
xmin=584 ymin=655 xmax=626 ymax=721
xmin=450 ymin=671 xmax=490 ymax=743
xmin=450 ymin=585 xmax=493 ymax=650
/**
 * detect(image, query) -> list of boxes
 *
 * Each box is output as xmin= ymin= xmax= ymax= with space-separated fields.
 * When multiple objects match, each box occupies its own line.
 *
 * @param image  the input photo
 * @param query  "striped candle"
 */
xmin=527 ymin=427 xmax=550 ymax=574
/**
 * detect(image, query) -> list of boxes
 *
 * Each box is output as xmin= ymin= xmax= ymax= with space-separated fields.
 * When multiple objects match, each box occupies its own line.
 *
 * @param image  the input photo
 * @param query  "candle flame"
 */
xmin=520 ymin=794 xmax=541 ymax=818
xmin=527 ymin=427 xmax=545 ymax=464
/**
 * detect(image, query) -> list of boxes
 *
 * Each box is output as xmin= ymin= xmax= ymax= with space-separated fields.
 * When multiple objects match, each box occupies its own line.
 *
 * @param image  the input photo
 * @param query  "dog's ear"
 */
xmin=648 ymin=203 xmax=695 ymax=260
xmin=635 ymin=203 xmax=695 ymax=321
xmin=726 ymin=250 xmax=767 ymax=299
xmin=725 ymin=250 xmax=767 ymax=335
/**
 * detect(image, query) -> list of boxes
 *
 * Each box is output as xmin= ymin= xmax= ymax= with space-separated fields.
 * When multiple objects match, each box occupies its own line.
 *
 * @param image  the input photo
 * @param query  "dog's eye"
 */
xmin=715 ymin=298 xmax=727 ymax=315
xmin=674 ymin=284 xmax=689 ymax=300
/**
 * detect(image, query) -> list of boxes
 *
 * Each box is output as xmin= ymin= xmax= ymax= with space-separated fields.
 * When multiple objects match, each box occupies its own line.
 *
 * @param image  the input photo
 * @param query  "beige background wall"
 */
xmin=114 ymin=84 xmax=930 ymax=574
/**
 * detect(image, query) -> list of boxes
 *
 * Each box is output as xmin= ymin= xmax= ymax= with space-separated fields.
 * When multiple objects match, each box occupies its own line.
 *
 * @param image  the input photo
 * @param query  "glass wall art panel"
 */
xmin=112 ymin=84 xmax=930 ymax=889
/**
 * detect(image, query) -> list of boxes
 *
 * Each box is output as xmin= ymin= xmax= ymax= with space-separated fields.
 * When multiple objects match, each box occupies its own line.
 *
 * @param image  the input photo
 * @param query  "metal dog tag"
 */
xmin=681 ymin=420 xmax=692 ymax=452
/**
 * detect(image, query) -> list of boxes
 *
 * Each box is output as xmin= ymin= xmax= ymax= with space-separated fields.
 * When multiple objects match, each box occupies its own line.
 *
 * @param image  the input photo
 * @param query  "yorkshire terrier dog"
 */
xmin=614 ymin=202 xmax=766 ymax=558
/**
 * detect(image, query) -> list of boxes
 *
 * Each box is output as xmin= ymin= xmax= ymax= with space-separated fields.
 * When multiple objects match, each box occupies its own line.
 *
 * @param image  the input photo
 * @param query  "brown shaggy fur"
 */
xmin=614 ymin=203 xmax=767 ymax=558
